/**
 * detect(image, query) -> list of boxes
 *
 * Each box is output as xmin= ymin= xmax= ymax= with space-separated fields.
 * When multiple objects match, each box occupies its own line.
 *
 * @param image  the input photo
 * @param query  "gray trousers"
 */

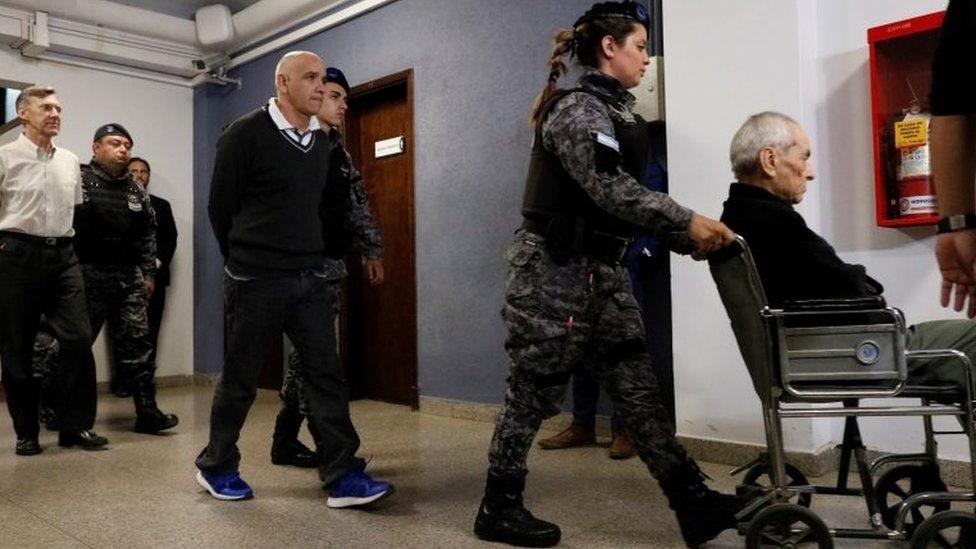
xmin=907 ymin=320 xmax=976 ymax=396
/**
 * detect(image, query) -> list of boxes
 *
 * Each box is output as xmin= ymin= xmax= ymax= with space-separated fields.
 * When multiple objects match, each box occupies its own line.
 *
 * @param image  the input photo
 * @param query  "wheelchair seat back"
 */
xmin=709 ymin=236 xmax=908 ymax=402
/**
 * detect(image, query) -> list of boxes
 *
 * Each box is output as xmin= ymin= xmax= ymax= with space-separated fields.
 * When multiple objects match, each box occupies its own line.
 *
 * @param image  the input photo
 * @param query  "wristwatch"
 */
xmin=937 ymin=213 xmax=976 ymax=234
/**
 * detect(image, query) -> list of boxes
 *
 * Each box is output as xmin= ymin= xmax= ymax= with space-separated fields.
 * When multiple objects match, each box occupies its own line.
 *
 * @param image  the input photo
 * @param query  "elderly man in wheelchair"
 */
xmin=708 ymin=111 xmax=976 ymax=548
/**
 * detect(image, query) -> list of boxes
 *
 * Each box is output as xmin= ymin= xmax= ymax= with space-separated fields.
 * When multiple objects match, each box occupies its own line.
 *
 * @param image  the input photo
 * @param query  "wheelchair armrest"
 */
xmin=782 ymin=296 xmax=887 ymax=312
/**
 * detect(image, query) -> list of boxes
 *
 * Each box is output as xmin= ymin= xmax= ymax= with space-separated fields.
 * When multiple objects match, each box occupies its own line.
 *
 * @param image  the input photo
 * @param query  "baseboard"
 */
xmin=417 ymin=396 xmax=973 ymax=487
xmin=191 ymin=372 xmax=220 ymax=387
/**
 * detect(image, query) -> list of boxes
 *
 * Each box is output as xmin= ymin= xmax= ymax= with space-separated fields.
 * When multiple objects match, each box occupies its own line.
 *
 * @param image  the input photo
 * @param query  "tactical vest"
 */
xmin=320 ymin=143 xmax=353 ymax=260
xmin=74 ymin=168 xmax=152 ymax=266
xmin=522 ymin=88 xmax=650 ymax=242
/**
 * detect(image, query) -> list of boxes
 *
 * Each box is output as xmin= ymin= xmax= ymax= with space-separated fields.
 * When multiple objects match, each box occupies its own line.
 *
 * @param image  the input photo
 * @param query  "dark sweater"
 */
xmin=150 ymin=194 xmax=177 ymax=286
xmin=720 ymin=183 xmax=883 ymax=307
xmin=208 ymin=107 xmax=333 ymax=276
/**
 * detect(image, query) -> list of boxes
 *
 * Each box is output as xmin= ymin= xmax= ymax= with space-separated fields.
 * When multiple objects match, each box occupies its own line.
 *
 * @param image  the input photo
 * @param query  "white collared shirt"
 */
xmin=0 ymin=133 xmax=82 ymax=237
xmin=266 ymin=97 xmax=321 ymax=151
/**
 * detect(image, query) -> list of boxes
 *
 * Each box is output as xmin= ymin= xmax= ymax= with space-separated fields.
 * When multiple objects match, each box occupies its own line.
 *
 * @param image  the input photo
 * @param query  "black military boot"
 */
xmin=473 ymin=471 xmax=561 ymax=547
xmin=271 ymin=405 xmax=317 ymax=468
xmin=132 ymin=375 xmax=178 ymax=434
xmin=134 ymin=406 xmax=179 ymax=434
xmin=660 ymin=458 xmax=746 ymax=548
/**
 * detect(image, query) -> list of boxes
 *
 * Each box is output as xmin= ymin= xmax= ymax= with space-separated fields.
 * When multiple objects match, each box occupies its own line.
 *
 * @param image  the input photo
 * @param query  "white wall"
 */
xmin=0 ymin=49 xmax=194 ymax=383
xmin=664 ymin=0 xmax=819 ymax=453
xmin=665 ymin=0 xmax=969 ymax=462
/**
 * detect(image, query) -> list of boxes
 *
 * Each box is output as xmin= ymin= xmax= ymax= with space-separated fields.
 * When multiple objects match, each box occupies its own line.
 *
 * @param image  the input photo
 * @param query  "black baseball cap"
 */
xmin=325 ymin=67 xmax=350 ymax=95
xmin=574 ymin=1 xmax=650 ymax=31
xmin=93 ymin=123 xmax=133 ymax=144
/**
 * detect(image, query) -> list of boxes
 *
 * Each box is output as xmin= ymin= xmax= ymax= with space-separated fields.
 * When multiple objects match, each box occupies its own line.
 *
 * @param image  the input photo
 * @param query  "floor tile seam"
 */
xmin=0 ymin=490 xmax=96 ymax=548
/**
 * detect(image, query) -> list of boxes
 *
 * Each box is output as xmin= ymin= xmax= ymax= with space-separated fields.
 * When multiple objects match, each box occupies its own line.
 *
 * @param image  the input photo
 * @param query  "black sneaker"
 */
xmin=474 ymin=501 xmax=561 ymax=547
xmin=15 ymin=438 xmax=42 ymax=456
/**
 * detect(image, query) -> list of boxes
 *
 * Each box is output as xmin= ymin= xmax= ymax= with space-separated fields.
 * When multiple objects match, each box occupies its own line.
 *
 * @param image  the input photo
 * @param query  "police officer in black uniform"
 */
xmin=72 ymin=124 xmax=178 ymax=434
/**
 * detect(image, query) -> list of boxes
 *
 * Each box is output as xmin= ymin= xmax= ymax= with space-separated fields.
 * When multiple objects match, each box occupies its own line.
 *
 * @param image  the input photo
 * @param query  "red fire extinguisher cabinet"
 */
xmin=868 ymin=11 xmax=944 ymax=228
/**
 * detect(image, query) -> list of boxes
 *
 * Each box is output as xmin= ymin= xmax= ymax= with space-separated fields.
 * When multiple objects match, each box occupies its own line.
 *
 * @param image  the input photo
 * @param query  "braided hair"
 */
xmin=528 ymin=17 xmax=640 ymax=126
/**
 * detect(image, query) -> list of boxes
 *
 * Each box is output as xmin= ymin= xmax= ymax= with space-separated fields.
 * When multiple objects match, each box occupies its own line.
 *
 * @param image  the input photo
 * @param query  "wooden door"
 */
xmin=341 ymin=70 xmax=418 ymax=407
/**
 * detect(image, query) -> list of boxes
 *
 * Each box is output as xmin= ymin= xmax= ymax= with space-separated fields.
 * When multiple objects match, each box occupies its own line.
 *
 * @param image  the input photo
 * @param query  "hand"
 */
xmin=364 ymin=259 xmax=385 ymax=285
xmin=935 ymin=230 xmax=976 ymax=317
xmin=145 ymin=277 xmax=156 ymax=297
xmin=686 ymin=213 xmax=735 ymax=260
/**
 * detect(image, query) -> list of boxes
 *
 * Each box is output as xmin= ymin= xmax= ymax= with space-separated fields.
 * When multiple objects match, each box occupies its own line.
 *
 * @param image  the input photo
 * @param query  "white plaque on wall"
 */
xmin=374 ymin=136 xmax=405 ymax=158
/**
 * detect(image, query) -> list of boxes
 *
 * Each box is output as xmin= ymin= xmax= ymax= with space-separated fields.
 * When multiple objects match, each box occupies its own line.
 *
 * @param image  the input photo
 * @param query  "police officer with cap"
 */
xmin=70 ymin=123 xmax=178 ymax=434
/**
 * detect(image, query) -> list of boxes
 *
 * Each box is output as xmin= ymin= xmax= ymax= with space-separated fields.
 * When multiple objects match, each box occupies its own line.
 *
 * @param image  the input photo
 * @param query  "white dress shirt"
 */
xmin=0 ymin=133 xmax=82 ymax=237
xmin=266 ymin=97 xmax=321 ymax=151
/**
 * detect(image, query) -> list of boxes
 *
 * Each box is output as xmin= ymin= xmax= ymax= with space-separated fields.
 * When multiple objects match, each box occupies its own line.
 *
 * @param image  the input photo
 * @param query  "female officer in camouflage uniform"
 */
xmin=473 ymin=3 xmax=745 ymax=547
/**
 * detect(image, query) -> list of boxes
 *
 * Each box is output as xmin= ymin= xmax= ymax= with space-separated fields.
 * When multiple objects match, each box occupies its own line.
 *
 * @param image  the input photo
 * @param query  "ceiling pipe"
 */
xmin=0 ymin=0 xmax=197 ymax=45
xmin=230 ymin=0 xmax=346 ymax=49
xmin=228 ymin=0 xmax=398 ymax=69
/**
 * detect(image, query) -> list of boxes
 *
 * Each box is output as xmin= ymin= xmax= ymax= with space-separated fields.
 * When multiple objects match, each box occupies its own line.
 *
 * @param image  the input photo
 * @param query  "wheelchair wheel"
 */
xmin=873 ymin=464 xmax=949 ymax=535
xmin=742 ymin=461 xmax=813 ymax=508
xmin=909 ymin=510 xmax=976 ymax=549
xmin=744 ymin=503 xmax=833 ymax=548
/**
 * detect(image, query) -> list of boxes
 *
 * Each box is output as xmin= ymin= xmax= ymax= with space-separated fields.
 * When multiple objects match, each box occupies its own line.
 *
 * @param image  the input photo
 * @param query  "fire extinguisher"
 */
xmin=892 ymin=90 xmax=936 ymax=217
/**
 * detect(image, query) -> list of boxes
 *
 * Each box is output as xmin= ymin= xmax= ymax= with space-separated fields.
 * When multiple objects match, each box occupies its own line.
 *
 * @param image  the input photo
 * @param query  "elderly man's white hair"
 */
xmin=274 ymin=50 xmax=323 ymax=78
xmin=729 ymin=111 xmax=799 ymax=180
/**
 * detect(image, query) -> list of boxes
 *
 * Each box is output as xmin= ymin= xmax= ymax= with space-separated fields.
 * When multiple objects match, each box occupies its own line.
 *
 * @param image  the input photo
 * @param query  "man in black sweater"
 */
xmin=195 ymin=51 xmax=393 ymax=507
xmin=720 ymin=111 xmax=976 ymax=400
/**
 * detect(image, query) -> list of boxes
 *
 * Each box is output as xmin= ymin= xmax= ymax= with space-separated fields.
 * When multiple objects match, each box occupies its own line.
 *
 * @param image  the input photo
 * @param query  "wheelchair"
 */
xmin=708 ymin=236 xmax=976 ymax=548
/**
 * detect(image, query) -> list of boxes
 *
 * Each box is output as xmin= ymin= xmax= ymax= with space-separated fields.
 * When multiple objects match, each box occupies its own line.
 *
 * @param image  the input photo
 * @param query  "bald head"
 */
xmin=275 ymin=51 xmax=323 ymax=80
xmin=274 ymin=50 xmax=327 ymax=122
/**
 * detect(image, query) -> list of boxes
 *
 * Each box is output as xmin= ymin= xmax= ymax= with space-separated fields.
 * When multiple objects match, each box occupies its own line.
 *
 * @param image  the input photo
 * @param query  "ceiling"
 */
xmin=107 ymin=0 xmax=262 ymax=19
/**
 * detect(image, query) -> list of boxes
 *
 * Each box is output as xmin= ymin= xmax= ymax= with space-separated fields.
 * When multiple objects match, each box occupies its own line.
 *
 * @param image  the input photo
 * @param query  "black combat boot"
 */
xmin=270 ymin=405 xmax=317 ymax=468
xmin=134 ymin=406 xmax=179 ymax=434
xmin=660 ymin=458 xmax=747 ymax=548
xmin=132 ymin=375 xmax=178 ymax=434
xmin=473 ymin=471 xmax=561 ymax=547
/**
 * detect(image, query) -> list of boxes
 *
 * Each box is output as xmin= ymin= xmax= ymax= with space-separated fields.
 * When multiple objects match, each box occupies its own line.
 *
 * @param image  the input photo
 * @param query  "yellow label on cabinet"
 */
xmin=895 ymin=118 xmax=928 ymax=148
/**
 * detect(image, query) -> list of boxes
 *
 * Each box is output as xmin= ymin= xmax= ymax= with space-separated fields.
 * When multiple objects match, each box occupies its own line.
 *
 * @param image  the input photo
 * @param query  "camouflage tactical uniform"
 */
xmin=278 ymin=131 xmax=382 ymax=436
xmin=32 ymin=317 xmax=60 ymax=427
xmin=488 ymin=69 xmax=699 ymax=483
xmin=37 ymin=161 xmax=164 ymax=416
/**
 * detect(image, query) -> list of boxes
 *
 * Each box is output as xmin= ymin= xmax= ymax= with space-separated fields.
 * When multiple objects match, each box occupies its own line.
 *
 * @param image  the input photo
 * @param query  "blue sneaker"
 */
xmin=326 ymin=470 xmax=393 ymax=508
xmin=196 ymin=470 xmax=254 ymax=501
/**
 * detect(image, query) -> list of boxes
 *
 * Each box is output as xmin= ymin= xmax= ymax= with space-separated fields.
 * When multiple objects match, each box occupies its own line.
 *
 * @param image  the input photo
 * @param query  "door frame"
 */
xmin=341 ymin=68 xmax=418 ymax=409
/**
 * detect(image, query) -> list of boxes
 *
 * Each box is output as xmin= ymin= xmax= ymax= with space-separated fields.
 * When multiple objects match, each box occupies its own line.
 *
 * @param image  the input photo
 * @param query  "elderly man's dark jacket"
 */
xmin=719 ymin=183 xmax=883 ymax=307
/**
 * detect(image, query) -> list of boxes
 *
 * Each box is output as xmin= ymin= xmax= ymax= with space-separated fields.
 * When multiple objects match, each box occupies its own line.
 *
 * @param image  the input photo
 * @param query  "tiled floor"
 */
xmin=0 ymin=385 xmax=970 ymax=548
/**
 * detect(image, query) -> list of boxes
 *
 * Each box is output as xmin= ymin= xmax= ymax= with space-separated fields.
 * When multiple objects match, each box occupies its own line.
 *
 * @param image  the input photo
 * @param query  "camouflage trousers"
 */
xmin=36 ymin=264 xmax=158 ymax=410
xmin=281 ymin=280 xmax=342 ymax=416
xmin=32 ymin=320 xmax=60 ymax=381
xmin=32 ymin=318 xmax=60 ymax=421
xmin=488 ymin=230 xmax=689 ymax=481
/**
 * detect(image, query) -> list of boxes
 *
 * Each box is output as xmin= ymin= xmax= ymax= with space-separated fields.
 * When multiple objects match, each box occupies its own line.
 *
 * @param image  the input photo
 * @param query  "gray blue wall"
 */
xmin=193 ymin=0 xmax=609 ymax=402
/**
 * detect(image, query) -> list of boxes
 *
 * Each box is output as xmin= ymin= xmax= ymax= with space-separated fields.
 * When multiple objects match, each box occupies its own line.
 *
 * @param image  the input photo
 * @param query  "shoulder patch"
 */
xmin=591 ymin=131 xmax=620 ymax=152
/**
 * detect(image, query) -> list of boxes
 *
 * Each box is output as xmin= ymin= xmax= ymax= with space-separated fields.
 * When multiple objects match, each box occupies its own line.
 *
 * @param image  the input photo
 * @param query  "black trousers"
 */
xmin=195 ymin=273 xmax=365 ymax=487
xmin=0 ymin=233 xmax=97 ymax=439
xmin=146 ymin=283 xmax=166 ymax=366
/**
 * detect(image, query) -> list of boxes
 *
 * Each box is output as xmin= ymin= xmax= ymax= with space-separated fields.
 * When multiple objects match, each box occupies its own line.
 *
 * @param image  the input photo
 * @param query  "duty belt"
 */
xmin=521 ymin=217 xmax=632 ymax=266
xmin=0 ymin=230 xmax=72 ymax=247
